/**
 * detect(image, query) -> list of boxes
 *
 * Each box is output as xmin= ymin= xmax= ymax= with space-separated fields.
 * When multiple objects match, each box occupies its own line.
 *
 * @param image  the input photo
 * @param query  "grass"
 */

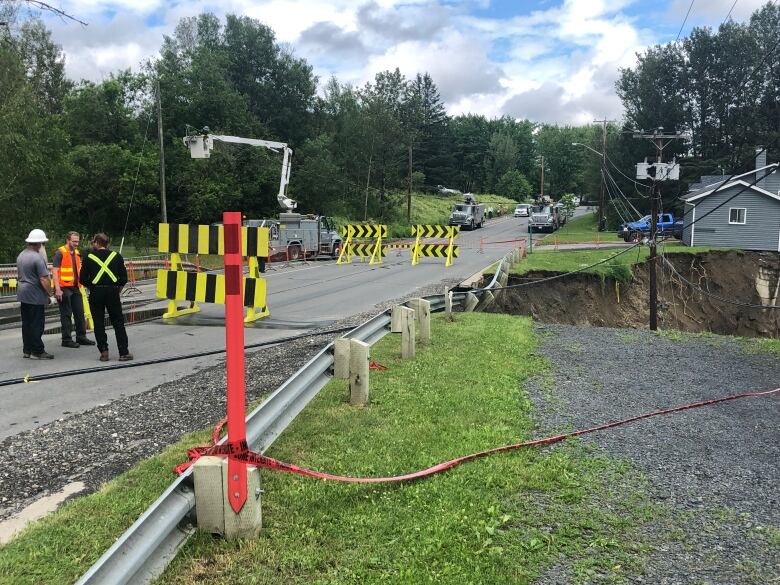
xmin=513 ymin=247 xmax=650 ymax=283
xmin=155 ymin=313 xmax=653 ymax=584
xmin=513 ymin=243 xmax=732 ymax=284
xmin=0 ymin=314 xmax=658 ymax=584
xmin=541 ymin=212 xmax=604 ymax=244
xmin=0 ymin=430 xmax=213 ymax=585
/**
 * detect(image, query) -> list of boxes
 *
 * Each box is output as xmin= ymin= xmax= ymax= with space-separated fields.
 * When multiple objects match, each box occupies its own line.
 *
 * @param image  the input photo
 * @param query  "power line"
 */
xmin=723 ymin=0 xmax=738 ymax=23
xmin=471 ymin=244 xmax=641 ymax=293
xmin=676 ymin=0 xmax=696 ymax=42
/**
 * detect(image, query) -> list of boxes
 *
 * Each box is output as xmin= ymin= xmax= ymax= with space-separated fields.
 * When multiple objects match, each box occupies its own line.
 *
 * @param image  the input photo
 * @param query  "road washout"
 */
xmin=488 ymin=250 xmax=780 ymax=338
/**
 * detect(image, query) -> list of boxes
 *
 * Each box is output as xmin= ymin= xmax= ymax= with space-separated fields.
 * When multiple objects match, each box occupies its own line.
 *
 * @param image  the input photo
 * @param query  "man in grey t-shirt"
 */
xmin=17 ymin=229 xmax=55 ymax=359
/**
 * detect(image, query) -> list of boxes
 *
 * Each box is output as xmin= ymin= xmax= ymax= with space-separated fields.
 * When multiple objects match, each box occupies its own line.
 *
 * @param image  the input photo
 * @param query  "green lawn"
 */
xmin=0 ymin=313 xmax=653 ymax=585
xmin=540 ymin=212 xmax=606 ymax=244
xmin=514 ymin=243 xmax=728 ymax=283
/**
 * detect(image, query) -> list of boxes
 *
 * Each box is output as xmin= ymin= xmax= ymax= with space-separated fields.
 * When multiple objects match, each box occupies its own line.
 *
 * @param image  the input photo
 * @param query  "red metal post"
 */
xmin=223 ymin=211 xmax=247 ymax=513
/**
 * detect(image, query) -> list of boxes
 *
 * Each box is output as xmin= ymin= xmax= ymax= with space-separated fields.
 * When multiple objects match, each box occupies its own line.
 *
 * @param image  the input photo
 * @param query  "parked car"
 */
xmin=514 ymin=204 xmax=531 ymax=217
xmin=618 ymin=213 xmax=684 ymax=242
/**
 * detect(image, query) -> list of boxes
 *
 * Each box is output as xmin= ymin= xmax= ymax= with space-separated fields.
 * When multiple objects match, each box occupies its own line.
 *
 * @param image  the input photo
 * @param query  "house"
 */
xmin=681 ymin=148 xmax=780 ymax=251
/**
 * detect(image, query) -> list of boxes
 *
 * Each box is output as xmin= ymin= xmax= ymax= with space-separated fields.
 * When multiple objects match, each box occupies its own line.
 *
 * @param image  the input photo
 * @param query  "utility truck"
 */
xmin=448 ymin=193 xmax=485 ymax=230
xmin=529 ymin=205 xmax=561 ymax=233
xmin=183 ymin=128 xmax=342 ymax=260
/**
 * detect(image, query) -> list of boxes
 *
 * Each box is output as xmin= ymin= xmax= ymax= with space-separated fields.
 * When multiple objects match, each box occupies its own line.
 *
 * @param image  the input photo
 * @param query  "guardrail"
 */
xmin=75 ymin=291 xmax=465 ymax=585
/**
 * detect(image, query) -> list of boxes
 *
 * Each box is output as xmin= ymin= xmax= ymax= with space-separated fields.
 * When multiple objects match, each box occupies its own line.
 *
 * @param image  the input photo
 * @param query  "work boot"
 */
xmin=118 ymin=353 xmax=134 ymax=362
xmin=62 ymin=339 xmax=80 ymax=348
xmin=76 ymin=337 xmax=96 ymax=346
xmin=31 ymin=351 xmax=54 ymax=359
xmin=99 ymin=351 xmax=109 ymax=362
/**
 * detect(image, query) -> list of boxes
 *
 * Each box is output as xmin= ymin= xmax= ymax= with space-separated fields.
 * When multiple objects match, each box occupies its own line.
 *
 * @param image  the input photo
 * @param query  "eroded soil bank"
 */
xmin=489 ymin=250 xmax=780 ymax=338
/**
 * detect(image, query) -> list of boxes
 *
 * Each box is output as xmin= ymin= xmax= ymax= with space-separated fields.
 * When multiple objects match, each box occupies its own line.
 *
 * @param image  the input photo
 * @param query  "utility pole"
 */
xmin=540 ymin=155 xmax=544 ymax=199
xmin=594 ymin=118 xmax=608 ymax=231
xmin=633 ymin=127 xmax=686 ymax=331
xmin=407 ymin=144 xmax=413 ymax=222
xmin=156 ymin=78 xmax=167 ymax=223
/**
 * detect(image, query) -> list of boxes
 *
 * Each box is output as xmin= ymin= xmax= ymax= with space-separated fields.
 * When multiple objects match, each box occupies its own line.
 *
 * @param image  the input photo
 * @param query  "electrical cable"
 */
xmin=603 ymin=167 xmax=642 ymax=217
xmin=0 ymin=325 xmax=357 ymax=388
xmin=676 ymin=0 xmax=696 ymax=42
xmin=470 ymin=243 xmax=641 ymax=293
xmin=603 ymin=172 xmax=630 ymax=224
xmin=661 ymin=256 xmax=780 ymax=309
xmin=723 ymin=0 xmax=738 ymax=23
xmin=681 ymin=161 xmax=779 ymax=231
xmin=119 ymin=84 xmax=156 ymax=255
xmin=177 ymin=386 xmax=780 ymax=482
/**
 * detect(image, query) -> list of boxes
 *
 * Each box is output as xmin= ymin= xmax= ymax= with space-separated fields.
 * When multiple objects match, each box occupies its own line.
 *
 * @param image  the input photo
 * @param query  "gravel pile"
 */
xmin=0 ymin=281 xmax=456 ymax=522
xmin=527 ymin=324 xmax=779 ymax=584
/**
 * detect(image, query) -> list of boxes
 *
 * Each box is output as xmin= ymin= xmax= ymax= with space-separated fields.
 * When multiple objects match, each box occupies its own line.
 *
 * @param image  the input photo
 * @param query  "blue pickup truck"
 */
xmin=618 ymin=213 xmax=684 ymax=242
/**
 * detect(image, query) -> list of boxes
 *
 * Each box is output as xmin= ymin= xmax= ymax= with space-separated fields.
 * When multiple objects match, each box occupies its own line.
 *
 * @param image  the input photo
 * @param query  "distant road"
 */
xmin=0 ymin=212 xmax=554 ymax=439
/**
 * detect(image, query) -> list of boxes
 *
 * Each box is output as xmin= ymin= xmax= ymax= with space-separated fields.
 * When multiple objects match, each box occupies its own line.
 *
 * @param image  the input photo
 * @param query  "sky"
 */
xmin=34 ymin=0 xmax=770 ymax=125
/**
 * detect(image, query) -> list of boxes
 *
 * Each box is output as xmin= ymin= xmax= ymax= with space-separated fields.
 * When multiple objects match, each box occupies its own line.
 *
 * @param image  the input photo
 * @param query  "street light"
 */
xmin=571 ymin=142 xmax=602 ymax=157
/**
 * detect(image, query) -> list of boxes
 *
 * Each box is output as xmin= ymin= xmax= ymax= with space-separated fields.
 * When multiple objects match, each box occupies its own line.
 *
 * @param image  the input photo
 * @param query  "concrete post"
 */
xmin=193 ymin=457 xmax=262 ymax=539
xmin=464 ymin=292 xmax=479 ymax=312
xmin=391 ymin=305 xmax=404 ymax=333
xmin=398 ymin=306 xmax=415 ymax=359
xmin=416 ymin=299 xmax=431 ymax=344
xmin=480 ymin=291 xmax=496 ymax=311
xmin=349 ymin=339 xmax=370 ymax=406
xmin=334 ymin=338 xmax=350 ymax=379
xmin=444 ymin=288 xmax=453 ymax=321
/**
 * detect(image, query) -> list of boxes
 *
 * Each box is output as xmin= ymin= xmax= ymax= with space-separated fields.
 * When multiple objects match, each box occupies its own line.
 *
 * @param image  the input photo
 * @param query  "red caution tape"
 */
xmin=175 ymin=386 xmax=779 ymax=483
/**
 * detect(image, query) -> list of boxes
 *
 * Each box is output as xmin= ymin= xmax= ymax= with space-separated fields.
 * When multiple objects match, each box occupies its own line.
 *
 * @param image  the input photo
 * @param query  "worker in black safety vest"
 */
xmin=79 ymin=233 xmax=133 ymax=362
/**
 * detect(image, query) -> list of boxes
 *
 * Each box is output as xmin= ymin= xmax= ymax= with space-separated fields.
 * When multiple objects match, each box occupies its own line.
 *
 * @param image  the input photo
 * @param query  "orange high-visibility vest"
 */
xmin=57 ymin=245 xmax=82 ymax=287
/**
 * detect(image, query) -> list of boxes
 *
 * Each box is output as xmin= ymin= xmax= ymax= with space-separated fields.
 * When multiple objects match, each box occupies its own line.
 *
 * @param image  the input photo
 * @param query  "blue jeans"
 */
xmin=20 ymin=302 xmax=45 ymax=355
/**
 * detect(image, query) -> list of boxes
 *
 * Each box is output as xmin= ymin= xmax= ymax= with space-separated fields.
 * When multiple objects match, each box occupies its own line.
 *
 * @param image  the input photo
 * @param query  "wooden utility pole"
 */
xmin=594 ymin=118 xmax=608 ymax=231
xmin=407 ymin=144 xmax=413 ymax=222
xmin=156 ymin=79 xmax=167 ymax=224
xmin=633 ymin=128 xmax=686 ymax=331
xmin=540 ymin=155 xmax=545 ymax=198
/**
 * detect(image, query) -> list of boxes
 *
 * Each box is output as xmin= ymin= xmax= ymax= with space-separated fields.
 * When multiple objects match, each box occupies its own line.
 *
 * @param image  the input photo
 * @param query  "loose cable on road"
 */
xmin=0 ymin=326 xmax=356 ymax=388
xmin=176 ymin=386 xmax=780 ymax=481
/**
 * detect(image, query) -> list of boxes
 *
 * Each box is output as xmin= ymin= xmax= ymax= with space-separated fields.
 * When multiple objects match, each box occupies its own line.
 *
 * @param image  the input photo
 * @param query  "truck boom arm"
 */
xmin=182 ymin=130 xmax=296 ymax=211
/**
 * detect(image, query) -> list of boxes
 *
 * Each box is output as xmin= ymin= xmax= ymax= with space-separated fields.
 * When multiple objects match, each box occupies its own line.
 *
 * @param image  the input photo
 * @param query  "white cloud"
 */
xmin=34 ymin=0 xmax=766 ymax=124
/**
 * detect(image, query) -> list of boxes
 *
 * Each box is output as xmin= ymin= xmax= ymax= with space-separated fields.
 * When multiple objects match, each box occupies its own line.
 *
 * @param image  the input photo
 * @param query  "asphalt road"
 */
xmin=0 ymin=213 xmax=558 ymax=439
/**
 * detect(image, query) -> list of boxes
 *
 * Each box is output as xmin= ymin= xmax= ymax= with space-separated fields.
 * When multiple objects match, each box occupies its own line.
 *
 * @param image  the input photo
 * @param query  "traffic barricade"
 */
xmin=337 ymin=224 xmax=387 ymax=265
xmin=156 ymin=222 xmax=269 ymax=323
xmin=411 ymin=225 xmax=460 ymax=267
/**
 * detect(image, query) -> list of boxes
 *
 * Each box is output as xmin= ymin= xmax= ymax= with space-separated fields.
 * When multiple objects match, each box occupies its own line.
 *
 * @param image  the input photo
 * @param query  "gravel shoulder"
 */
xmin=527 ymin=323 xmax=780 ymax=584
xmin=0 ymin=280 xmax=459 ymax=523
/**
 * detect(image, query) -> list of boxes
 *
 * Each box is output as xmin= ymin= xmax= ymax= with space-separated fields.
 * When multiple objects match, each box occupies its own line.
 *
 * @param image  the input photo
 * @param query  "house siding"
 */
xmin=683 ymin=186 xmax=780 ymax=251
xmin=682 ymin=202 xmax=695 ymax=245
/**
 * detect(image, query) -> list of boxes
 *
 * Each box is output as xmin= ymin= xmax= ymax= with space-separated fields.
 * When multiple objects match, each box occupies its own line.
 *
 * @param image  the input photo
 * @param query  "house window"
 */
xmin=728 ymin=208 xmax=746 ymax=224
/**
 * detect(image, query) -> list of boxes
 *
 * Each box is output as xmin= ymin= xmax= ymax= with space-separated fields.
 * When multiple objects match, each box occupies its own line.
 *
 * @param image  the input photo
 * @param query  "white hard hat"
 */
xmin=25 ymin=229 xmax=48 ymax=243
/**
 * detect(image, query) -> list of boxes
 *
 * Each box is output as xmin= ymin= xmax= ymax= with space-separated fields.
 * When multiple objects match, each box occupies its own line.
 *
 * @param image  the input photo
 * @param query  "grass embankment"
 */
xmin=514 ymin=243 xmax=728 ymax=283
xmin=540 ymin=212 xmax=604 ymax=244
xmin=0 ymin=314 xmax=653 ymax=584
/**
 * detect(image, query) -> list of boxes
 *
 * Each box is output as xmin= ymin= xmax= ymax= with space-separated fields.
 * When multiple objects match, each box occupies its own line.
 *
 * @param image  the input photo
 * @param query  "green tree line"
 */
xmin=0 ymin=3 xmax=778 ymax=261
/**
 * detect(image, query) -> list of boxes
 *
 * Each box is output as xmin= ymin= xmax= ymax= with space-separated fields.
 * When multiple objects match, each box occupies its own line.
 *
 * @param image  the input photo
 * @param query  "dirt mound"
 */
xmin=489 ymin=250 xmax=780 ymax=338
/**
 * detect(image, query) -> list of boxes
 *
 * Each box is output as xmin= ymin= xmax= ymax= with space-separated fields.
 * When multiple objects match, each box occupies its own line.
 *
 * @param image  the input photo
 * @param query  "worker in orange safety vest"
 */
xmin=52 ymin=231 xmax=95 ymax=348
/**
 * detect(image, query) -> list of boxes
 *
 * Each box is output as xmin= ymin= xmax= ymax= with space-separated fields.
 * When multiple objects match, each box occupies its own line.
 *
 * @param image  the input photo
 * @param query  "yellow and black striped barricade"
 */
xmin=156 ymin=270 xmax=267 ymax=315
xmin=411 ymin=225 xmax=460 ymax=267
xmin=337 ymin=224 xmax=387 ymax=265
xmin=157 ymin=223 xmax=269 ymax=323
xmin=0 ymin=278 xmax=17 ymax=295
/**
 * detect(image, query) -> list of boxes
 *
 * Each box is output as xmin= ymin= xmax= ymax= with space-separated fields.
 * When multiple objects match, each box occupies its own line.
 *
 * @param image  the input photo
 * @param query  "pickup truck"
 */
xmin=618 ymin=213 xmax=683 ymax=242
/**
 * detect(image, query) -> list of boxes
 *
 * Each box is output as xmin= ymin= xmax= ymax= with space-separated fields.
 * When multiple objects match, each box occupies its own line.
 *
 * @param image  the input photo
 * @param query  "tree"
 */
xmin=495 ymin=170 xmax=531 ymax=200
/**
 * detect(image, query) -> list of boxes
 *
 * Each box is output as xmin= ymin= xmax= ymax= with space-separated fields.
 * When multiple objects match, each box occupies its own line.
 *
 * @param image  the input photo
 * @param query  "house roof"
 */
xmin=681 ymin=164 xmax=780 ymax=203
